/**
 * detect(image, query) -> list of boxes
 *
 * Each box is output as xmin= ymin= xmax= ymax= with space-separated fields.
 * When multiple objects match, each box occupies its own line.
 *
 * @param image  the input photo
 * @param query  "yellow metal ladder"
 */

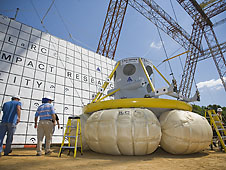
xmin=205 ymin=109 xmax=226 ymax=152
xmin=58 ymin=116 xmax=83 ymax=158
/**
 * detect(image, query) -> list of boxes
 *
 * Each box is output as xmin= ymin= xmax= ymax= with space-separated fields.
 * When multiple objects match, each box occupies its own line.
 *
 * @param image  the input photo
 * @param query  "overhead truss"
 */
xmin=176 ymin=0 xmax=226 ymax=97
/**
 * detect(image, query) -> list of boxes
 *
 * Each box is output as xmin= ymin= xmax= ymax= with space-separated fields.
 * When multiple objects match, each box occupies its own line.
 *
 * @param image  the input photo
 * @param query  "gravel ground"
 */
xmin=0 ymin=146 xmax=226 ymax=170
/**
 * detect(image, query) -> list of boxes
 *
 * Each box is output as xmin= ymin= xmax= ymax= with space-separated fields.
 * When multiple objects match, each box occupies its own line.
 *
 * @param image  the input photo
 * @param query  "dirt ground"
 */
xmin=0 ymin=146 xmax=226 ymax=170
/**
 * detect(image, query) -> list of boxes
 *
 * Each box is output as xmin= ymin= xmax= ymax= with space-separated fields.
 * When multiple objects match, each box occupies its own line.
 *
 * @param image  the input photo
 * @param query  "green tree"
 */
xmin=192 ymin=104 xmax=204 ymax=116
xmin=206 ymin=104 xmax=225 ymax=123
xmin=192 ymin=104 xmax=225 ymax=122
xmin=207 ymin=104 xmax=221 ymax=111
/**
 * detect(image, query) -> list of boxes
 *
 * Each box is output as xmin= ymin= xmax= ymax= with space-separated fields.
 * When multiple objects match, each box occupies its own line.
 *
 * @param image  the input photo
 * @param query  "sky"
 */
xmin=0 ymin=0 xmax=225 ymax=107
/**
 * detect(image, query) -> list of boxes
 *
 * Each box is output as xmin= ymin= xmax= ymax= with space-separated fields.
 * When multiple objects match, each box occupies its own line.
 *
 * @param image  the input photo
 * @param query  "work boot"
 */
xmin=45 ymin=151 xmax=52 ymax=155
xmin=4 ymin=149 xmax=12 ymax=156
xmin=210 ymin=144 xmax=213 ymax=150
xmin=36 ymin=152 xmax=42 ymax=156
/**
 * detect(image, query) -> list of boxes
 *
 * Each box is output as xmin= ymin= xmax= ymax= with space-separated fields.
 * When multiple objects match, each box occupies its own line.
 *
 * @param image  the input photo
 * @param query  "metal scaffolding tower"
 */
xmin=96 ymin=0 xmax=128 ymax=59
xmin=176 ymin=0 xmax=226 ymax=97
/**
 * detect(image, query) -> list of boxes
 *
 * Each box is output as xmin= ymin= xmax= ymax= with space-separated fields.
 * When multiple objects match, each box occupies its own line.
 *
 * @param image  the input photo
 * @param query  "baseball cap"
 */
xmin=12 ymin=95 xmax=21 ymax=100
xmin=43 ymin=96 xmax=54 ymax=101
xmin=217 ymin=108 xmax=223 ymax=112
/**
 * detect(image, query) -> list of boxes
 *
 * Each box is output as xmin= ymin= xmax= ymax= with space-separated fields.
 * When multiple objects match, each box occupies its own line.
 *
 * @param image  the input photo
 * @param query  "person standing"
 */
xmin=34 ymin=96 xmax=56 ymax=156
xmin=216 ymin=107 xmax=225 ymax=150
xmin=0 ymin=95 xmax=21 ymax=157
xmin=217 ymin=108 xmax=223 ymax=122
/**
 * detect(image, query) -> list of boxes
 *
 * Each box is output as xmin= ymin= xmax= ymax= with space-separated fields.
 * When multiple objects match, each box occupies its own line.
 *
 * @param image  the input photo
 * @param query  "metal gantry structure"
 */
xmin=96 ymin=0 xmax=128 ymax=59
xmin=175 ymin=0 xmax=226 ymax=97
xmin=96 ymin=0 xmax=226 ymax=99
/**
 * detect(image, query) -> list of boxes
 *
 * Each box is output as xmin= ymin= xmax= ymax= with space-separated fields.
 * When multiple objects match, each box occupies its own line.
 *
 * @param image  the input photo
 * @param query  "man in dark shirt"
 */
xmin=0 ymin=95 xmax=21 ymax=157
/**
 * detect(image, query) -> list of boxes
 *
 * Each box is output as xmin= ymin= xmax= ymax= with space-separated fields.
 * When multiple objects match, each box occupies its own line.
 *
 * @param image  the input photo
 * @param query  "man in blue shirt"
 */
xmin=34 ymin=96 xmax=56 ymax=156
xmin=0 ymin=95 xmax=22 ymax=157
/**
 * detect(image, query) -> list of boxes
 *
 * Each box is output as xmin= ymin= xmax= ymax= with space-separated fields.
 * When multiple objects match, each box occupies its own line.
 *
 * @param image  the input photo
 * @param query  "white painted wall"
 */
xmin=0 ymin=15 xmax=115 ymax=144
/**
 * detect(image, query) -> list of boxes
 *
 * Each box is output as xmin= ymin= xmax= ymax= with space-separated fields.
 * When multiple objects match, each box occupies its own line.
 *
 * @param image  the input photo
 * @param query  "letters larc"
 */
xmin=8 ymin=36 xmax=14 ymax=44
xmin=38 ymin=63 xmax=45 ymax=70
xmin=40 ymin=48 xmax=47 ymax=54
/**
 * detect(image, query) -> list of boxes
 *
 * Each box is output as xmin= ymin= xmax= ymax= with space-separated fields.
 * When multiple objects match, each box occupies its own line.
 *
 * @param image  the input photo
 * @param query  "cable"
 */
xmin=30 ymin=0 xmax=48 ymax=32
xmin=169 ymin=0 xmax=178 ymax=22
xmin=53 ymin=4 xmax=95 ymax=51
xmin=53 ymin=3 xmax=72 ymax=40
xmin=0 ymin=9 xmax=16 ymax=12
xmin=169 ymin=0 xmax=184 ymax=72
xmin=30 ymin=0 xmax=85 ymax=106
xmin=155 ymin=23 xmax=174 ymax=78
xmin=157 ymin=46 xmax=182 ymax=67
xmin=30 ymin=0 xmax=42 ymax=22
xmin=53 ymin=3 xmax=97 ymax=80
xmin=31 ymin=0 xmax=112 ymax=105
xmin=41 ymin=0 xmax=55 ymax=24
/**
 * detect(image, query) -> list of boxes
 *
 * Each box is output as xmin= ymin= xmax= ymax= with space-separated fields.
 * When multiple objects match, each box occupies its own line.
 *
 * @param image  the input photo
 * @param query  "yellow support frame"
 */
xmin=96 ymin=88 xmax=120 ymax=103
xmin=139 ymin=58 xmax=155 ymax=92
xmin=91 ymin=57 xmax=176 ymax=104
xmin=152 ymin=65 xmax=171 ymax=86
xmin=162 ymin=51 xmax=189 ymax=63
xmin=91 ymin=61 xmax=120 ymax=103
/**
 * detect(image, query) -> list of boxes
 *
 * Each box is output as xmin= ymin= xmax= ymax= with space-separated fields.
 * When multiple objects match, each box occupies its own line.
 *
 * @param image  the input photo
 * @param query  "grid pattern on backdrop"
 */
xmin=0 ymin=15 xmax=115 ymax=144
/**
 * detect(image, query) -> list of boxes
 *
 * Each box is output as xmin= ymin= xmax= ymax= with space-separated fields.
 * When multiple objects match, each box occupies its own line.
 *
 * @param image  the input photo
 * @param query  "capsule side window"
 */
xmin=146 ymin=65 xmax=153 ymax=76
xmin=146 ymin=83 xmax=152 ymax=93
xmin=123 ymin=64 xmax=136 ymax=76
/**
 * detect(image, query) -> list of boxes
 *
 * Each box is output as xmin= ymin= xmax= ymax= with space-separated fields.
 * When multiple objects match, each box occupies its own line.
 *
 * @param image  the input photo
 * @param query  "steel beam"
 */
xmin=128 ymin=0 xmax=202 ymax=51
xmin=179 ymin=19 xmax=204 ymax=97
xmin=96 ymin=0 xmax=128 ymax=59
xmin=176 ymin=0 xmax=226 ymax=96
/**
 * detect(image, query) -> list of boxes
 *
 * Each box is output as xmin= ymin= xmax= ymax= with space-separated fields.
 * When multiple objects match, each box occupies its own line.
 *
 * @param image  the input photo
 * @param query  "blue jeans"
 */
xmin=0 ymin=122 xmax=17 ymax=154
